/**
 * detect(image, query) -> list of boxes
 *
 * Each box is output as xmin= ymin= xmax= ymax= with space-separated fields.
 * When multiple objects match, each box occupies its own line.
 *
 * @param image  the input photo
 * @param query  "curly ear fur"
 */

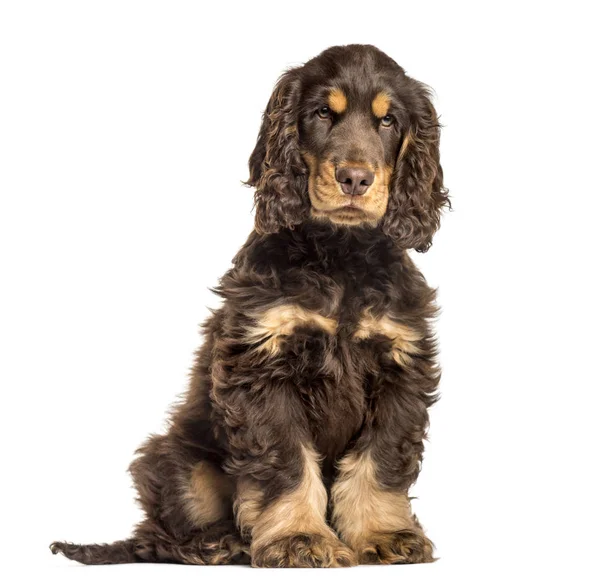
xmin=382 ymin=81 xmax=450 ymax=252
xmin=247 ymin=69 xmax=309 ymax=234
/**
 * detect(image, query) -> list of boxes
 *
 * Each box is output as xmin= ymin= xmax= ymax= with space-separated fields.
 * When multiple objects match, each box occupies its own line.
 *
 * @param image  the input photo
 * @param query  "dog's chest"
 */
xmin=264 ymin=293 xmax=413 ymax=461
xmin=273 ymin=317 xmax=367 ymax=460
xmin=242 ymin=247 xmax=411 ymax=459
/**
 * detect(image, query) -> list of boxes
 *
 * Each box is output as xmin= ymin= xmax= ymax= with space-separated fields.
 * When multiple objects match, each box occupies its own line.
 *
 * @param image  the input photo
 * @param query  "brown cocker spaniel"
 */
xmin=51 ymin=44 xmax=449 ymax=568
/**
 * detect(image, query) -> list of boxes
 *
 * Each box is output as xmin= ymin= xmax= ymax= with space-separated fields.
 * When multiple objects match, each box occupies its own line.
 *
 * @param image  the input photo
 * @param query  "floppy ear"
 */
xmin=381 ymin=81 xmax=450 ymax=252
xmin=247 ymin=69 xmax=309 ymax=234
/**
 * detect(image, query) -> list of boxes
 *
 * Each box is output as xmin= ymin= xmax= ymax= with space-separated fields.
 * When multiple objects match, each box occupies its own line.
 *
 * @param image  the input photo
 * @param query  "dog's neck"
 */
xmin=233 ymin=221 xmax=404 ymax=278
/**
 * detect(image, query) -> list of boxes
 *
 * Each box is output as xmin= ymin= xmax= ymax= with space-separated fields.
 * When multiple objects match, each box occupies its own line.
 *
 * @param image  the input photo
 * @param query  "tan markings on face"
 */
xmin=235 ymin=444 xmax=356 ymax=565
xmin=353 ymin=311 xmax=421 ymax=367
xmin=399 ymin=130 xmax=414 ymax=159
xmin=328 ymin=88 xmax=347 ymax=114
xmin=331 ymin=450 xmax=417 ymax=550
xmin=372 ymin=92 xmax=391 ymax=118
xmin=302 ymin=151 xmax=393 ymax=227
xmin=245 ymin=304 xmax=337 ymax=355
xmin=182 ymin=461 xmax=234 ymax=529
xmin=284 ymin=124 xmax=297 ymax=138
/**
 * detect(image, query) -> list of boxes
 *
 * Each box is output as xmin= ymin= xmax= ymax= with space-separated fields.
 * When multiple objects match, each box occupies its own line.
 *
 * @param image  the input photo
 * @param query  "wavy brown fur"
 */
xmin=51 ymin=44 xmax=448 ymax=568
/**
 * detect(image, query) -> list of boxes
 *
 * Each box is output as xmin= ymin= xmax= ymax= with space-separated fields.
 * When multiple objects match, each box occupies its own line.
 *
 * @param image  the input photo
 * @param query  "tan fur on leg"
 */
xmin=182 ymin=461 xmax=234 ymax=529
xmin=331 ymin=450 xmax=433 ymax=564
xmin=235 ymin=444 xmax=357 ymax=567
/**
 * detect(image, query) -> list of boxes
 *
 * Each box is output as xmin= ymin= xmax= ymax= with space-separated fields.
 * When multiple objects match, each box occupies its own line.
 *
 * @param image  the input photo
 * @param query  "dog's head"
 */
xmin=247 ymin=44 xmax=449 ymax=252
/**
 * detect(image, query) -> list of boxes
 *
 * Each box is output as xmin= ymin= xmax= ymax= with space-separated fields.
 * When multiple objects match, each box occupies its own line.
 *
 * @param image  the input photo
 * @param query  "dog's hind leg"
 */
xmin=51 ymin=432 xmax=247 ymax=565
xmin=133 ymin=519 xmax=249 ymax=565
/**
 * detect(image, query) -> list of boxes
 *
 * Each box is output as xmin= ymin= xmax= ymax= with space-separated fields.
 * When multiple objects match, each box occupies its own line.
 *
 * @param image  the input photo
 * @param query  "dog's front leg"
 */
xmin=234 ymin=440 xmax=356 ymax=568
xmin=210 ymin=303 xmax=356 ymax=568
xmin=331 ymin=356 xmax=438 ymax=565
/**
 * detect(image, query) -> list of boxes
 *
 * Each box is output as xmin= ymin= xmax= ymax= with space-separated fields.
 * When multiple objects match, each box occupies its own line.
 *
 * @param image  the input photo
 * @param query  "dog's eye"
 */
xmin=381 ymin=114 xmax=394 ymax=127
xmin=317 ymin=106 xmax=331 ymax=119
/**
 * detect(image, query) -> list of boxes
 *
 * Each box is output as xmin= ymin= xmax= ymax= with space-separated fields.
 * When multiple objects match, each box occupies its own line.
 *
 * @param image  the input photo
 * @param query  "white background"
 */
xmin=1 ymin=1 xmax=599 ymax=586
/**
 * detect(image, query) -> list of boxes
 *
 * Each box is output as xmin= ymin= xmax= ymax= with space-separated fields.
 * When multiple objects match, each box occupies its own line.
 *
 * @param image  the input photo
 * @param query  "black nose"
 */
xmin=336 ymin=167 xmax=375 ymax=196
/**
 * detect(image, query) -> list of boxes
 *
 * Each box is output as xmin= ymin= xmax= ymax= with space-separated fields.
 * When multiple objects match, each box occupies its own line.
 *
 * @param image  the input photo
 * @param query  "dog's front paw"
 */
xmin=252 ymin=533 xmax=357 ymax=568
xmin=359 ymin=530 xmax=435 ymax=565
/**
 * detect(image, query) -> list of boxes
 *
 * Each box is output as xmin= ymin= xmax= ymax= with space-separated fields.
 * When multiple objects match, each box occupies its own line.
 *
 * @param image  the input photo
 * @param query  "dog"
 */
xmin=51 ymin=44 xmax=449 ymax=568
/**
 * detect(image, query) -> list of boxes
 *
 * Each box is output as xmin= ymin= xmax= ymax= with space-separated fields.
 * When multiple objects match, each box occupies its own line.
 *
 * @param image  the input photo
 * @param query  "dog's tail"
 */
xmin=50 ymin=539 xmax=138 ymax=565
xmin=50 ymin=523 xmax=250 ymax=565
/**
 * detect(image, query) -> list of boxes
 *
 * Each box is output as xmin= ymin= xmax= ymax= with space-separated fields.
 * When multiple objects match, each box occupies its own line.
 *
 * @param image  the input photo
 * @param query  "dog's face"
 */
xmin=299 ymin=82 xmax=396 ymax=227
xmin=248 ymin=45 xmax=449 ymax=252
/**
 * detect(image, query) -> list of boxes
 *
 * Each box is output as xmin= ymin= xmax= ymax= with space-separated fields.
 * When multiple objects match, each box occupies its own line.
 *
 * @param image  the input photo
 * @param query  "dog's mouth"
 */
xmin=338 ymin=200 xmax=365 ymax=210
xmin=309 ymin=172 xmax=391 ymax=225
xmin=301 ymin=152 xmax=392 ymax=226
xmin=311 ymin=200 xmax=383 ymax=227
xmin=333 ymin=201 xmax=372 ymax=216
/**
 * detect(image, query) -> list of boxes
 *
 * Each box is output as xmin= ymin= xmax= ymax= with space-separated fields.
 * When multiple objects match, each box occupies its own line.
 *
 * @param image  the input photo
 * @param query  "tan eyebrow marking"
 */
xmin=328 ymin=88 xmax=347 ymax=114
xmin=372 ymin=92 xmax=391 ymax=118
